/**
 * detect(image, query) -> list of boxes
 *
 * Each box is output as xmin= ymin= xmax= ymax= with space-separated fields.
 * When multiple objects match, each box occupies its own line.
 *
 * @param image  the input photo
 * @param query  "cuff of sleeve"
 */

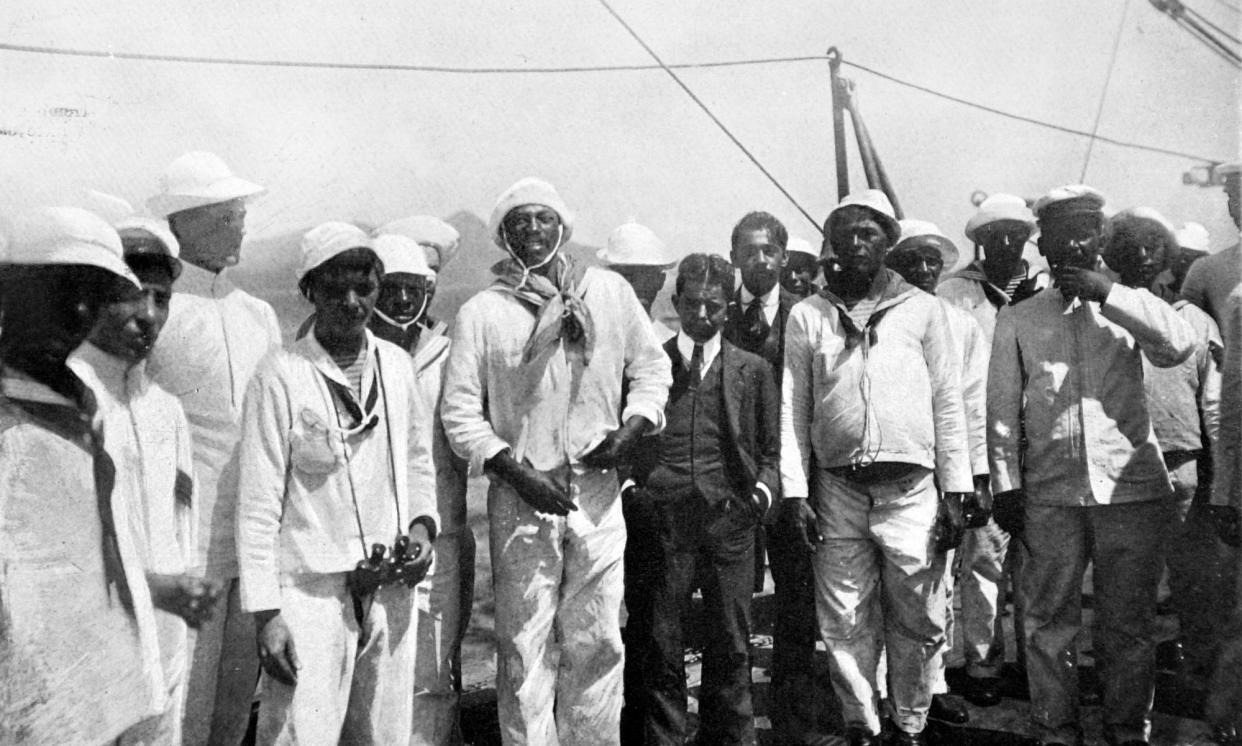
xmin=990 ymin=462 xmax=1022 ymax=495
xmin=467 ymin=439 xmax=512 ymax=478
xmin=239 ymin=571 xmax=281 ymax=613
xmin=621 ymin=402 xmax=665 ymax=436
xmin=409 ymin=515 xmax=438 ymax=544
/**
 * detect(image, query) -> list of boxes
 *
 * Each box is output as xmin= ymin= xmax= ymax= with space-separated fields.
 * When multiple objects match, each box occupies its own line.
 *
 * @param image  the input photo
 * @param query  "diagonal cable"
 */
xmin=1082 ymin=0 xmax=1134 ymax=181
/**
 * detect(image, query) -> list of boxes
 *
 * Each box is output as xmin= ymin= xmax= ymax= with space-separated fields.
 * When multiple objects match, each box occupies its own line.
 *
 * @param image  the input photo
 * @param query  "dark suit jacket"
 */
xmin=723 ymin=286 xmax=800 ymax=384
xmin=629 ymin=337 xmax=781 ymax=510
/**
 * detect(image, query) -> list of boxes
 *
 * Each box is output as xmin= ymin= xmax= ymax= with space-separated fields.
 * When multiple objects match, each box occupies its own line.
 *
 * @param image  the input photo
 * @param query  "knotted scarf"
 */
xmin=490 ymin=253 xmax=596 ymax=365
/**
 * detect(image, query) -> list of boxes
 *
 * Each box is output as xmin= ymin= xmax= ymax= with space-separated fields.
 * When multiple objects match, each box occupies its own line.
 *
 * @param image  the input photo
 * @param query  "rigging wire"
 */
xmin=590 ymin=0 xmax=821 ymax=231
xmin=0 ymin=39 xmax=1227 ymax=164
xmin=1174 ymin=14 xmax=1242 ymax=64
xmin=1186 ymin=0 xmax=1242 ymax=39
xmin=1082 ymin=0 xmax=1134 ymax=182
xmin=1207 ymin=0 xmax=1241 ymax=14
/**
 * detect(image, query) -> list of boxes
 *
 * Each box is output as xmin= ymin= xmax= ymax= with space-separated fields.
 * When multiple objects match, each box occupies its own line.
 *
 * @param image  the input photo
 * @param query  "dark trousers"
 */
xmin=767 ymin=530 xmax=822 ymax=742
xmin=625 ymin=487 xmax=757 ymax=745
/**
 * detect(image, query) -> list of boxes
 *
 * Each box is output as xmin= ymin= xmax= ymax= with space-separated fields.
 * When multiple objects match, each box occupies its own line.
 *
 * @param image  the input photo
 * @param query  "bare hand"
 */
xmin=255 ymin=610 xmax=301 ymax=686
xmin=396 ymin=524 xmax=435 ymax=587
xmin=580 ymin=416 xmax=652 ymax=469
xmin=934 ymin=492 xmax=968 ymax=553
xmin=962 ymin=477 xmax=992 ymax=529
xmin=147 ymin=573 xmax=223 ymax=628
xmin=779 ymin=498 xmax=821 ymax=554
xmin=1054 ymin=266 xmax=1112 ymax=303
xmin=486 ymin=450 xmax=578 ymax=516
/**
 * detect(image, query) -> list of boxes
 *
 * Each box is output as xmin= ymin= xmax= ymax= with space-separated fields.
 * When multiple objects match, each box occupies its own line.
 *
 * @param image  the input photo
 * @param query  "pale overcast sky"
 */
xmin=2 ymin=0 xmax=1238 ymax=270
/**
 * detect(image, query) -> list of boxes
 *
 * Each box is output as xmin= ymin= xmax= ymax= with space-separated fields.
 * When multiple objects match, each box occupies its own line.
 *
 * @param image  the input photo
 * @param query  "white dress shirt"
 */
xmin=739 ymin=283 xmax=781 ymax=326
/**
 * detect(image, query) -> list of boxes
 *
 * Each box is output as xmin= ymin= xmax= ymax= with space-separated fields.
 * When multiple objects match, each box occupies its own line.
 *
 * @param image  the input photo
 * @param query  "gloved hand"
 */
xmin=962 ymin=476 xmax=992 ymax=529
xmin=992 ymin=489 xmax=1026 ymax=538
xmin=934 ymin=492 xmax=968 ymax=553
xmin=486 ymin=450 xmax=578 ymax=516
xmin=779 ymin=497 xmax=821 ymax=554
xmin=581 ymin=416 xmax=653 ymax=469
xmin=1205 ymin=504 xmax=1241 ymax=547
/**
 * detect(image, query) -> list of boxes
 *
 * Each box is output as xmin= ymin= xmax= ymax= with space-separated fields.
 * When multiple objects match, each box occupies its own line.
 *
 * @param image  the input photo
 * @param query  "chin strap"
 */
xmin=500 ymin=224 xmax=565 ymax=288
xmin=373 ymin=294 xmax=430 ymax=333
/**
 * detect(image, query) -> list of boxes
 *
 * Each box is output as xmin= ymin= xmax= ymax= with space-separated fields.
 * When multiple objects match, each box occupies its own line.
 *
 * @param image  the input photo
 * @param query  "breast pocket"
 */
xmin=289 ymin=408 xmax=344 ymax=475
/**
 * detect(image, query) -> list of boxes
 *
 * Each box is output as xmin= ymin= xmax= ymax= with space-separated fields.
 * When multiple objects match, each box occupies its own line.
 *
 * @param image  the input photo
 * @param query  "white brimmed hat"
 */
xmin=824 ymin=189 xmax=901 ymax=245
xmin=147 ymin=151 xmax=266 ymax=218
xmin=597 ymin=222 xmax=677 ymax=267
xmin=488 ymin=177 xmax=574 ymax=248
xmin=373 ymin=234 xmax=434 ymax=279
xmin=116 ymin=216 xmax=182 ymax=279
xmin=965 ymin=193 xmax=1035 ymax=242
xmin=1176 ymin=222 xmax=1210 ymax=253
xmin=786 ymin=236 xmax=818 ymax=260
xmin=5 ymin=207 xmax=140 ymax=287
xmin=1033 ymin=184 xmax=1106 ymax=223
xmin=892 ymin=219 xmax=960 ymax=269
xmin=375 ymin=216 xmax=460 ymax=269
xmin=297 ymin=221 xmax=374 ymax=282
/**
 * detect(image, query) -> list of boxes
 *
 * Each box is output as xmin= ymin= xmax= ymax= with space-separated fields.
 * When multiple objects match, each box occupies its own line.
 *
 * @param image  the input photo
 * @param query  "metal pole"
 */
xmin=827 ymin=47 xmax=849 ymax=201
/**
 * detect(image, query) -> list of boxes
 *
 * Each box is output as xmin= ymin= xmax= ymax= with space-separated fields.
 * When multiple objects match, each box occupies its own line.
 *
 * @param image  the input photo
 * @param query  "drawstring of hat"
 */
xmin=500 ymin=223 xmax=565 ymax=289
xmin=372 ymin=293 xmax=430 ymax=333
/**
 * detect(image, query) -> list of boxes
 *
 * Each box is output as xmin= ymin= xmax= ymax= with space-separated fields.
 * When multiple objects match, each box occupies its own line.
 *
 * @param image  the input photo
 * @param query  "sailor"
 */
xmin=368 ymin=232 xmax=475 ymax=745
xmin=885 ymin=220 xmax=991 ymax=722
xmin=236 ymin=222 xmax=437 ymax=745
xmin=1180 ymin=161 xmax=1242 ymax=327
xmin=781 ymin=190 xmax=972 ymax=746
xmin=440 ymin=178 xmax=671 ymax=745
xmin=598 ymin=221 xmax=679 ymax=342
xmin=375 ymin=215 xmax=462 ymax=337
xmin=145 ymin=150 xmax=280 ymax=745
xmin=68 ymin=217 xmax=222 ymax=744
xmin=0 ymin=207 xmax=164 ymax=744
xmin=781 ymin=235 xmax=822 ymax=298
xmin=988 ymin=185 xmax=1195 ymax=746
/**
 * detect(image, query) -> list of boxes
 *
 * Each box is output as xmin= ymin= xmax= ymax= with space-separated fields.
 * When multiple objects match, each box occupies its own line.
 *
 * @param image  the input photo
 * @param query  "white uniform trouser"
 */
xmin=255 ymin=573 xmax=415 ymax=746
xmin=411 ymin=528 xmax=477 ymax=746
xmin=811 ymin=466 xmax=947 ymax=736
xmin=489 ymin=466 xmax=625 ymax=746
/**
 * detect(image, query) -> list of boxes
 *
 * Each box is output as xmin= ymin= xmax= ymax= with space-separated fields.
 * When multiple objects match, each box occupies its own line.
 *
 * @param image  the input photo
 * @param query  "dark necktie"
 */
xmin=743 ymin=297 xmax=769 ymax=347
xmin=688 ymin=343 xmax=704 ymax=390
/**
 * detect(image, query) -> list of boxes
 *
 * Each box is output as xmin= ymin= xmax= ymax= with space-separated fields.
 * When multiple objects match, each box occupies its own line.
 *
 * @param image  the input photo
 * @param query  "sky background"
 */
xmin=2 ymin=0 xmax=1239 ymax=280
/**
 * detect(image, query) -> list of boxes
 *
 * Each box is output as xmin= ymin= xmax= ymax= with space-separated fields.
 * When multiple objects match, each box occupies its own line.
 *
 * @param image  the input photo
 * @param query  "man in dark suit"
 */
xmin=625 ymin=253 xmax=779 ymax=745
xmin=724 ymin=211 xmax=824 ymax=744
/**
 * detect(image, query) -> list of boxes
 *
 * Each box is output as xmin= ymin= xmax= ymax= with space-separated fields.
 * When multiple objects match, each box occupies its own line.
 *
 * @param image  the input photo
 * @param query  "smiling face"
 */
xmin=376 ymin=272 xmax=430 ymax=325
xmin=731 ymin=228 xmax=786 ymax=298
xmin=87 ymin=263 xmax=173 ymax=365
xmin=502 ymin=204 xmax=562 ymax=267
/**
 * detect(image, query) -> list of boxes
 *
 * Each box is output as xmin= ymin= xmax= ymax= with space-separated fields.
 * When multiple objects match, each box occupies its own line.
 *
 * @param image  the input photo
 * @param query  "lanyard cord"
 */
xmin=315 ymin=373 xmax=370 ymax=558
xmin=374 ymin=352 xmax=404 ymax=534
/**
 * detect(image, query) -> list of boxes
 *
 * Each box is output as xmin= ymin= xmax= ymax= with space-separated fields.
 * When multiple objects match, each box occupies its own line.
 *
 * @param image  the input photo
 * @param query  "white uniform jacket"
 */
xmin=236 ymin=330 xmax=438 ymax=612
xmin=988 ymin=284 xmax=1196 ymax=506
xmin=441 ymin=266 xmax=671 ymax=475
xmin=148 ymin=263 xmax=282 ymax=579
xmin=780 ymin=270 xmax=974 ymax=499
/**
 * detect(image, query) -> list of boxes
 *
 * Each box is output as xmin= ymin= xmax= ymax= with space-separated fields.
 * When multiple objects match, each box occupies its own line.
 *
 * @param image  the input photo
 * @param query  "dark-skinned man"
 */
xmin=1105 ymin=208 xmax=1223 ymax=690
xmin=1181 ymin=161 xmax=1241 ymax=328
xmin=782 ymin=235 xmax=822 ymax=299
xmin=886 ymin=220 xmax=992 ymax=723
xmin=145 ymin=150 xmax=280 ymax=745
xmin=938 ymin=192 xmax=1045 ymax=692
xmin=625 ymin=253 xmax=779 ymax=745
xmin=374 ymin=215 xmax=462 ymax=338
xmin=237 ymin=222 xmax=437 ymax=745
xmin=781 ymin=190 xmax=973 ymax=746
xmin=988 ymin=186 xmax=1195 ymax=746
xmin=723 ymin=210 xmax=825 ymax=744
xmin=441 ymin=178 xmax=670 ymax=745
xmin=368 ymin=233 xmax=475 ymax=745
xmin=0 ymin=207 xmax=165 ymax=743
xmin=68 ymin=217 xmax=223 ymax=744
xmin=599 ymin=220 xmax=679 ymax=342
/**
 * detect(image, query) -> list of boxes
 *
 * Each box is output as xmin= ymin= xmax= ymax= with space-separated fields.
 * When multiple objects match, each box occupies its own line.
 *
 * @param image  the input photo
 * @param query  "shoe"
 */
xmin=928 ymin=693 xmax=969 ymax=724
xmin=844 ymin=727 xmax=881 ymax=746
xmin=1155 ymin=639 xmax=1185 ymax=672
xmin=888 ymin=732 xmax=929 ymax=746
xmin=959 ymin=675 xmax=1002 ymax=707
